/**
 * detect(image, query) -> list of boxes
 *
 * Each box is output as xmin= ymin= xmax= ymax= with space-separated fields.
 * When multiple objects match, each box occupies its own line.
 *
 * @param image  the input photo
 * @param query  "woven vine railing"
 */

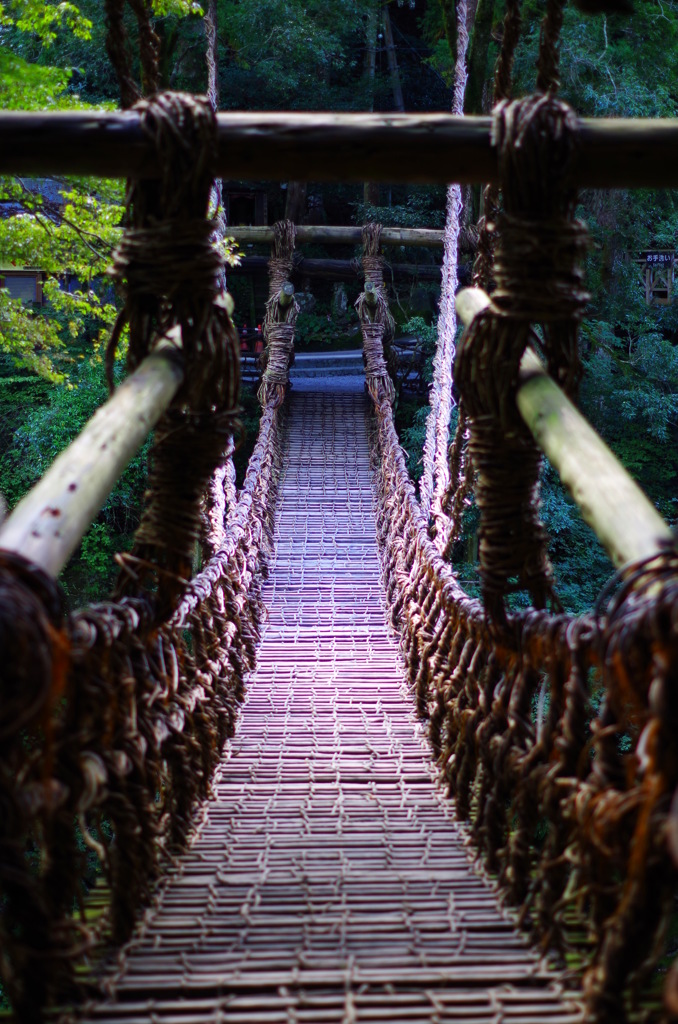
xmin=0 ymin=92 xmax=289 ymax=1023
xmin=359 ymin=162 xmax=678 ymax=1024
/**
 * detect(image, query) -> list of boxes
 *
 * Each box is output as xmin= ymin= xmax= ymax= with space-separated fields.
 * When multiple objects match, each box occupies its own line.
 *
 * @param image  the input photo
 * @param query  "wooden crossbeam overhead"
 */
xmin=229 ymin=225 xmax=443 ymax=247
xmin=2 ymin=110 xmax=678 ymax=187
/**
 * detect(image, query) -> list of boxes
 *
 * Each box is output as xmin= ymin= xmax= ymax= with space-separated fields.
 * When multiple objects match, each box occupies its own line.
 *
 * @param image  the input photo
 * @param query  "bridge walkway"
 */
xmin=86 ymin=376 xmax=582 ymax=1024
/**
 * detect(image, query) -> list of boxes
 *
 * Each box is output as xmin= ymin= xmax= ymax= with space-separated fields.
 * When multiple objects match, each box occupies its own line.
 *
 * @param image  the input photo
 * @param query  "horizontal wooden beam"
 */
xmin=230 ymin=226 xmax=444 ymax=247
xmin=455 ymin=287 xmax=674 ymax=568
xmin=2 ymin=111 xmax=678 ymax=187
xmin=230 ymin=254 xmax=443 ymax=280
xmin=0 ymin=342 xmax=184 ymax=578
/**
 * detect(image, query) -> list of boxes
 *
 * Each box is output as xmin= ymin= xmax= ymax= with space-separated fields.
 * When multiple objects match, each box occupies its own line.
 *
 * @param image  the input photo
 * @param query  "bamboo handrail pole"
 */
xmin=455 ymin=287 xmax=674 ymax=568
xmin=230 ymin=226 xmax=444 ymax=247
xmin=278 ymin=282 xmax=295 ymax=307
xmin=0 ymin=340 xmax=184 ymax=579
xmin=3 ymin=111 xmax=678 ymax=187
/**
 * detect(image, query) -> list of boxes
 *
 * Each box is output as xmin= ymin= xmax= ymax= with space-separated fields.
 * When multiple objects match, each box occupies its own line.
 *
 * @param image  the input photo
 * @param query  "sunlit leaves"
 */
xmin=151 ymin=0 xmax=203 ymax=15
xmin=0 ymin=49 xmax=75 ymax=109
xmin=0 ymin=291 xmax=67 ymax=381
xmin=0 ymin=0 xmax=92 ymax=45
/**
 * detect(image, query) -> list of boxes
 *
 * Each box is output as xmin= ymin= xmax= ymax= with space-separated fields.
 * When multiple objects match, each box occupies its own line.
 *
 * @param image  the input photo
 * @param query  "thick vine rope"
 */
xmin=455 ymin=95 xmax=588 ymax=624
xmin=105 ymin=92 xmax=240 ymax=619
xmin=441 ymin=0 xmax=523 ymax=555
xmin=258 ymin=220 xmax=299 ymax=408
xmin=419 ymin=0 xmax=469 ymax=543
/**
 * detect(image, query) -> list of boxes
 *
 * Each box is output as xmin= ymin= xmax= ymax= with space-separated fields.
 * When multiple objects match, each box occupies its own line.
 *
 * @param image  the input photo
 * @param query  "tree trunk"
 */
xmin=364 ymin=2 xmax=380 ymax=206
xmin=464 ymin=0 xmax=494 ymax=113
xmin=439 ymin=0 xmax=457 ymax=62
xmin=284 ymin=180 xmax=307 ymax=223
xmin=382 ymin=4 xmax=405 ymax=112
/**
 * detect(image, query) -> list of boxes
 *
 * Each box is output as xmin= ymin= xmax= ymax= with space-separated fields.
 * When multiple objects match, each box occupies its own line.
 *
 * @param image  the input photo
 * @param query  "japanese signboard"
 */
xmin=638 ymin=251 xmax=675 ymax=264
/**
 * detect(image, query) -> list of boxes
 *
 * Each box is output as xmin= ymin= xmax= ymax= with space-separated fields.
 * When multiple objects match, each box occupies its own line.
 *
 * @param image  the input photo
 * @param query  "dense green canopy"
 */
xmin=0 ymin=0 xmax=677 ymax=611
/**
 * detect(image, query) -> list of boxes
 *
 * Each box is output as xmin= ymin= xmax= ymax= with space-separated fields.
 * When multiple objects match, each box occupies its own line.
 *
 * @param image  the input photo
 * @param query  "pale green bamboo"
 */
xmin=455 ymin=287 xmax=674 ymax=567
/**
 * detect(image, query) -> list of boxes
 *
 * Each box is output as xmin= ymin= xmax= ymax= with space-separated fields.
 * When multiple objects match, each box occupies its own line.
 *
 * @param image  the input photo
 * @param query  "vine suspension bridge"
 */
xmin=3 ymin=71 xmax=678 ymax=1024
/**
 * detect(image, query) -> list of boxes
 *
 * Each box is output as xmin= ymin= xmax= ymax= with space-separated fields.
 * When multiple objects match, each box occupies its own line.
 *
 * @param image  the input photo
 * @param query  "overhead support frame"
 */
xmin=2 ymin=111 xmax=678 ymax=188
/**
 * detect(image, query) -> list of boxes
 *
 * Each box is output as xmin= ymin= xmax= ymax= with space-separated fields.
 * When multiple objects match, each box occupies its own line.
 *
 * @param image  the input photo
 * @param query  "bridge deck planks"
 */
xmin=85 ymin=377 xmax=582 ymax=1024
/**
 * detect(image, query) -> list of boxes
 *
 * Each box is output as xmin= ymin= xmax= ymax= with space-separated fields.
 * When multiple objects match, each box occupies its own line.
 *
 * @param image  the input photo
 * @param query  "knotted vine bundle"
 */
xmin=258 ymin=219 xmax=299 ymax=408
xmin=455 ymin=95 xmax=589 ymax=626
xmin=0 ymin=91 xmax=286 ymax=1022
xmin=106 ymin=91 xmax=241 ymax=618
xmin=441 ymin=0 xmax=523 ymax=554
xmin=356 ymin=223 xmax=396 ymax=407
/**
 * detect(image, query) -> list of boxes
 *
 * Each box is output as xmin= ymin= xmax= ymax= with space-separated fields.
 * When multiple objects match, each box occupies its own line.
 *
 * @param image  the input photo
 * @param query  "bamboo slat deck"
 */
xmin=84 ymin=377 xmax=584 ymax=1024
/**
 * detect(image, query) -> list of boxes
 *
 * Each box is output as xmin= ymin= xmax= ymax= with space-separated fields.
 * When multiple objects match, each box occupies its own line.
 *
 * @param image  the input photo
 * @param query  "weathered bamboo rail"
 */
xmin=0 ymin=337 xmax=184 ymax=577
xmin=231 ymin=254 xmax=443 ymax=280
xmin=3 ymin=110 xmax=678 ymax=187
xmin=229 ymin=226 xmax=444 ymax=247
xmin=456 ymin=287 xmax=674 ymax=567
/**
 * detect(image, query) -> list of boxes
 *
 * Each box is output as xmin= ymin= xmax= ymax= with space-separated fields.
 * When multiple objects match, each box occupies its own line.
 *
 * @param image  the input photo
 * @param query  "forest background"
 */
xmin=0 ymin=0 xmax=677 ymax=612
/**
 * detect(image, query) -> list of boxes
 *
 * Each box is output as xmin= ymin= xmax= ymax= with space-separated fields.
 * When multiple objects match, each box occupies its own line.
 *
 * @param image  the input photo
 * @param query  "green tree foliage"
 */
xmin=0 ymin=0 xmax=223 ymax=606
xmin=0 ymin=0 xmax=677 ymax=620
xmin=217 ymin=0 xmax=383 ymax=109
xmin=0 ymin=356 xmax=151 ymax=604
xmin=0 ymin=177 xmax=124 ymax=379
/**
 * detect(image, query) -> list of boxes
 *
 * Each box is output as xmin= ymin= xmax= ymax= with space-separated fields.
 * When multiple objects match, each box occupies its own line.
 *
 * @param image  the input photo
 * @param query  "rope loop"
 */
xmin=491 ymin=94 xmax=589 ymax=391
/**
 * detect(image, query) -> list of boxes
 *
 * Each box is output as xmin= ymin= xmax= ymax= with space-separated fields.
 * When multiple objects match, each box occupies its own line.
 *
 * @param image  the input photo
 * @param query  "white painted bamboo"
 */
xmin=455 ymin=287 xmax=673 ymax=567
